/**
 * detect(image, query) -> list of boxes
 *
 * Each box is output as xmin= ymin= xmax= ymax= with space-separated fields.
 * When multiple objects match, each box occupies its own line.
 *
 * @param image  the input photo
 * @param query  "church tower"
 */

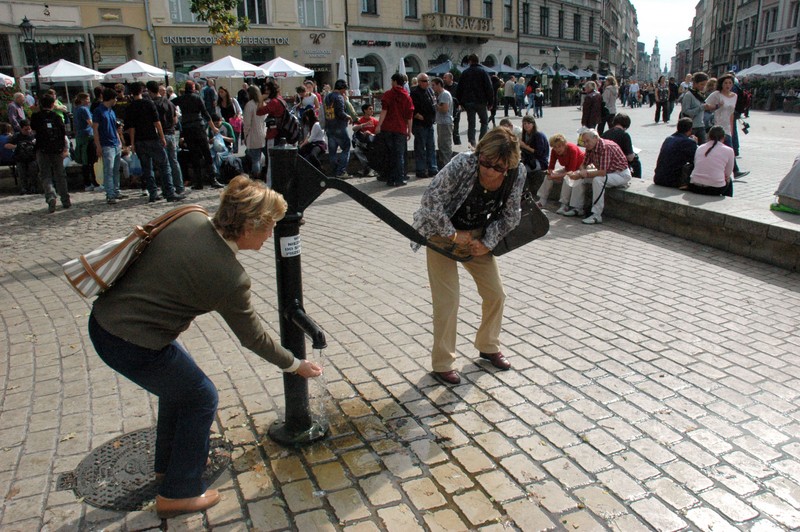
xmin=650 ymin=38 xmax=662 ymax=81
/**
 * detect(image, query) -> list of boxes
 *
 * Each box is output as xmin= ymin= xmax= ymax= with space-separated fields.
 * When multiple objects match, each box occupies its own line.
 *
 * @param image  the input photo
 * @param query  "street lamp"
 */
xmin=552 ymin=45 xmax=562 ymax=107
xmin=19 ymin=17 xmax=40 ymax=96
xmin=163 ymin=61 xmax=169 ymax=88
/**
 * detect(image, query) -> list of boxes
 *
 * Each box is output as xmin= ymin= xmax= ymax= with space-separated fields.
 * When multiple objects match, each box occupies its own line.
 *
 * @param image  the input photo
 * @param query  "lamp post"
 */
xmin=552 ymin=45 xmax=561 ymax=107
xmin=19 ymin=17 xmax=40 ymax=96
xmin=163 ymin=61 xmax=169 ymax=88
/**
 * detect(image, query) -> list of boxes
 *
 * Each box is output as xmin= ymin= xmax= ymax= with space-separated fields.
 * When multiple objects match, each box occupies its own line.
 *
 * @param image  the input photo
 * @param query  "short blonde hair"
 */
xmin=474 ymin=127 xmax=521 ymax=170
xmin=213 ymin=175 xmax=287 ymax=240
xmin=549 ymin=133 xmax=567 ymax=147
xmin=604 ymin=76 xmax=617 ymax=87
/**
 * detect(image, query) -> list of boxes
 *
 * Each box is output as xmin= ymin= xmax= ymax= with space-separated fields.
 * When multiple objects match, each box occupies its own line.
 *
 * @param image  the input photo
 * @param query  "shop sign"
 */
xmin=395 ymin=42 xmax=426 ymax=49
xmin=303 ymin=49 xmax=332 ymax=58
xmin=162 ymin=36 xmax=290 ymax=45
xmin=353 ymin=40 xmax=391 ymax=47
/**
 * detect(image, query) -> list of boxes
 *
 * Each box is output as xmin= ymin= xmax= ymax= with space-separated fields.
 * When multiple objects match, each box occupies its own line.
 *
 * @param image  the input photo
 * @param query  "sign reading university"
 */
xmin=162 ymin=36 xmax=290 ymax=45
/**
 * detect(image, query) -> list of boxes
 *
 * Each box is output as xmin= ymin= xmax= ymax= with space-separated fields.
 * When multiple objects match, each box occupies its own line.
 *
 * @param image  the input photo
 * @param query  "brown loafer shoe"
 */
xmin=433 ymin=370 xmax=461 ymax=385
xmin=479 ymin=351 xmax=511 ymax=371
xmin=156 ymin=489 xmax=221 ymax=518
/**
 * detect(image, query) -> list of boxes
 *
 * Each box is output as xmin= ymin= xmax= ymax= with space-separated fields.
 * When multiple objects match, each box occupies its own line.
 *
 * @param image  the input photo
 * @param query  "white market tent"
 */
xmin=258 ymin=57 xmax=313 ymax=78
xmin=738 ymin=61 xmax=784 ymax=77
xmin=189 ymin=56 xmax=267 ymax=79
xmin=104 ymin=59 xmax=172 ymax=82
xmin=20 ymin=59 xmax=104 ymax=83
xmin=769 ymin=60 xmax=800 ymax=77
xmin=0 ymin=72 xmax=14 ymax=87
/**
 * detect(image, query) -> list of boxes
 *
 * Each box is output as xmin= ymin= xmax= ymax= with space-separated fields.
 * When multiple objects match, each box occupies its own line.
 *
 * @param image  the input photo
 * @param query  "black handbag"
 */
xmin=491 ymin=169 xmax=550 ymax=256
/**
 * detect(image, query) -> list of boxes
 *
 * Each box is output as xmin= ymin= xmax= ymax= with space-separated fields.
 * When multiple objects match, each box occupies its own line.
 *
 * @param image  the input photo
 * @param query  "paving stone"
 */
xmin=732 ymin=434 xmax=784 ymax=462
xmin=580 ymin=428 xmax=625 ymax=456
xmin=247 ymin=497 xmax=289 ymax=531
xmin=423 ymin=508 xmax=470 ymax=532
xmin=763 ymin=475 xmax=800 ymax=509
xmin=630 ymin=497 xmax=688 ymax=532
xmin=722 ymin=451 xmax=774 ymax=479
xmin=282 ymin=479 xmax=323 ymax=513
xmin=750 ymin=492 xmax=800 ymax=529
xmin=475 ymin=469 xmax=525 ymax=502
xmin=559 ymin=509 xmax=606 ymax=532
xmin=645 ymin=477 xmax=698 ymax=510
xmin=312 ymin=461 xmax=351 ymax=491
xmin=543 ymin=457 xmax=592 ymax=488
xmin=382 ymin=450 xmax=422 ymax=479
xmin=342 ymin=522 xmax=381 ymax=532
xmin=327 ymin=488 xmax=371 ymax=523
xmin=612 ymin=452 xmax=661 ymax=481
xmin=669 ymin=440 xmax=719 ymax=469
xmin=685 ymin=507 xmax=740 ymax=532
xmin=574 ymin=485 xmax=627 ymax=519
xmin=402 ymin=477 xmax=447 ymax=510
xmin=708 ymin=465 xmax=760 ymax=496
xmin=608 ymin=513 xmax=651 ymax=531
xmin=701 ymin=488 xmax=759 ymax=522
xmin=527 ymin=480 xmax=578 ymax=513
xmin=453 ymin=490 xmax=502 ymax=527
xmin=295 ymin=509 xmax=337 ymax=530
xmin=663 ymin=461 xmax=714 ymax=492
xmin=270 ymin=456 xmax=308 ymax=483
xmin=596 ymin=470 xmax=647 ymax=501
xmin=452 ymin=445 xmax=496 ymax=474
xmin=516 ymin=435 xmax=562 ymax=461
xmin=430 ymin=462 xmax=474 ymax=494
xmin=237 ymin=470 xmax=275 ymax=500
xmin=358 ymin=472 xmax=402 ymax=506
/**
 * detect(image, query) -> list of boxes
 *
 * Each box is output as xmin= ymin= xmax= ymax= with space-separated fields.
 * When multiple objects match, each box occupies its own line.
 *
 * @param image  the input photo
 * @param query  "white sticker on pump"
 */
xmin=280 ymin=235 xmax=302 ymax=257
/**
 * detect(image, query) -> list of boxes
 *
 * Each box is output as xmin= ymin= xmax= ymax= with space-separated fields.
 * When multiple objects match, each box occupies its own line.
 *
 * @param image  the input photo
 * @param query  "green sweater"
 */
xmin=92 ymin=211 xmax=294 ymax=369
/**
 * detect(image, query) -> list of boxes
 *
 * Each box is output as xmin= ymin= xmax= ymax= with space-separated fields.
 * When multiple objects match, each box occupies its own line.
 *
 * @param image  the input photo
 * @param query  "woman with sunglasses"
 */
xmin=412 ymin=127 xmax=526 ymax=385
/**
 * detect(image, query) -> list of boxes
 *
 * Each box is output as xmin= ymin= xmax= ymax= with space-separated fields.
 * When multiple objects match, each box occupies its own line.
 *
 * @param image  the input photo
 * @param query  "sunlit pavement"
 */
xmin=1 ymin=103 xmax=799 ymax=530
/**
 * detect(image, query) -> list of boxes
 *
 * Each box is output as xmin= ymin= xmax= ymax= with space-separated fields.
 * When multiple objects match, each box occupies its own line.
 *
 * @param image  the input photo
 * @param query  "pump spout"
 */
xmin=286 ymin=300 xmax=327 ymax=349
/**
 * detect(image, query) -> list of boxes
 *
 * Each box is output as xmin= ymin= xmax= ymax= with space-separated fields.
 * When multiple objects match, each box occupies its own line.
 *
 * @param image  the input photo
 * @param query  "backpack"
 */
xmin=324 ymin=96 xmax=336 ymax=121
xmin=13 ymin=137 xmax=36 ymax=163
xmin=220 ymin=155 xmax=243 ymax=183
xmin=735 ymin=88 xmax=752 ymax=116
xmin=33 ymin=111 xmax=66 ymax=154
xmin=275 ymin=99 xmax=302 ymax=145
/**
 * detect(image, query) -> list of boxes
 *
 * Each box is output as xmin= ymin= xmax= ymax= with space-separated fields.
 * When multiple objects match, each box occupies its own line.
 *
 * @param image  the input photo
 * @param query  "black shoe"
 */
xmin=210 ymin=180 xmax=224 ymax=189
xmin=62 ymin=198 xmax=72 ymax=209
xmin=734 ymin=171 xmax=750 ymax=179
xmin=149 ymin=195 xmax=164 ymax=203
xmin=453 ymin=138 xmax=462 ymax=145
xmin=47 ymin=198 xmax=56 ymax=213
xmin=166 ymin=193 xmax=186 ymax=202
xmin=416 ymin=172 xmax=427 ymax=179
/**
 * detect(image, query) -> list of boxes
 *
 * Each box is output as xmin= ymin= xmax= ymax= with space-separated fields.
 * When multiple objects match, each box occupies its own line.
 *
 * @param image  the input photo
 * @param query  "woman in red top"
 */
xmin=535 ymin=133 xmax=586 ymax=214
xmin=256 ymin=81 xmax=285 ymax=186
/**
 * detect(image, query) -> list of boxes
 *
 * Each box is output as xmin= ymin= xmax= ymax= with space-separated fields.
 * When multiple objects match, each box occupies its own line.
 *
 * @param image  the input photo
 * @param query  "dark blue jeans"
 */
xmin=385 ymin=131 xmax=407 ymax=185
xmin=326 ymin=127 xmax=351 ymax=176
xmin=412 ymin=123 xmax=438 ymax=175
xmin=88 ymin=314 xmax=218 ymax=499
xmin=463 ymin=102 xmax=489 ymax=146
xmin=136 ymin=139 xmax=176 ymax=200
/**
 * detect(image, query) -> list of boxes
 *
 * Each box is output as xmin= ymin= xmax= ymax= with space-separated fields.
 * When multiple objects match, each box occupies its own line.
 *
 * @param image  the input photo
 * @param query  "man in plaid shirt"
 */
xmin=563 ymin=128 xmax=631 ymax=224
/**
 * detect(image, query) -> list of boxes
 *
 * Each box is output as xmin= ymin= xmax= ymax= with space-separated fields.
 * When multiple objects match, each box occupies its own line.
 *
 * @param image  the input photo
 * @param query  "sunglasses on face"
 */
xmin=479 ymin=158 xmax=508 ymax=173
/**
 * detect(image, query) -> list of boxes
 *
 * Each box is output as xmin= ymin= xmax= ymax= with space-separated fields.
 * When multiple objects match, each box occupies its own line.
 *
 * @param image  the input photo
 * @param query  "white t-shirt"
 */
xmin=435 ymin=89 xmax=453 ymax=126
xmin=705 ymin=91 xmax=737 ymax=136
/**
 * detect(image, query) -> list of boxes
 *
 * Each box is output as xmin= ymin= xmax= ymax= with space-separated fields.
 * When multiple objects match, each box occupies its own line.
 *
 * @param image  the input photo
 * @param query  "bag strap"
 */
xmin=142 ymin=205 xmax=209 ymax=242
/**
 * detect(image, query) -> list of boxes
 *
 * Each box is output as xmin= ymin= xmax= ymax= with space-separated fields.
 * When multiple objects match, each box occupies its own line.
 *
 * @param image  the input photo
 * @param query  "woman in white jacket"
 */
xmin=598 ymin=76 xmax=618 ymax=134
xmin=242 ymin=85 xmax=266 ymax=179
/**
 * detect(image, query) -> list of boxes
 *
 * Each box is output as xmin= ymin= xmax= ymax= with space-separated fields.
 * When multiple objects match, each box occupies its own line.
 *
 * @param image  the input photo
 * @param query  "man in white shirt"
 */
xmin=503 ymin=76 xmax=519 ymax=117
xmin=432 ymin=77 xmax=453 ymax=167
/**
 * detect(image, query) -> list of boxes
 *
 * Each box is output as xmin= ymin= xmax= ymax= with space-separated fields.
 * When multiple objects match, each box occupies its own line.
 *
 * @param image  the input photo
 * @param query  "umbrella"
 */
xmin=398 ymin=57 xmax=407 ymax=77
xmin=103 ymin=59 xmax=173 ymax=82
xmin=337 ymin=55 xmax=347 ymax=83
xmin=557 ymin=67 xmax=579 ymax=79
xmin=457 ymin=64 xmax=497 ymax=75
xmin=0 ymin=73 xmax=14 ymax=87
xmin=520 ymin=65 xmax=541 ymax=77
xmin=769 ymin=61 xmax=800 ymax=77
xmin=745 ymin=61 xmax=784 ymax=76
xmin=259 ymin=57 xmax=313 ymax=78
xmin=494 ymin=64 xmax=522 ymax=77
xmin=571 ymin=68 xmax=594 ymax=78
xmin=539 ymin=65 xmax=555 ymax=76
xmin=426 ymin=60 xmax=453 ymax=76
xmin=349 ymin=57 xmax=361 ymax=96
xmin=20 ymin=59 xmax=104 ymax=83
xmin=189 ymin=56 xmax=266 ymax=79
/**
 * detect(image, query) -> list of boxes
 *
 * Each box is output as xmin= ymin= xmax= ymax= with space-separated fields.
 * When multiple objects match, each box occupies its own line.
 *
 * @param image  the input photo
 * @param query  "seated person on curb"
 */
xmin=208 ymin=114 xmax=234 ymax=177
xmin=687 ymin=125 xmax=734 ymax=197
xmin=4 ymin=119 xmax=39 ymax=195
xmin=351 ymin=103 xmax=379 ymax=176
xmin=653 ymin=118 xmax=698 ymax=188
xmin=298 ymin=109 xmax=327 ymax=170
xmin=601 ymin=113 xmax=641 ymax=178
xmin=498 ymin=118 xmax=522 ymax=138
xmin=536 ymin=133 xmax=585 ymax=213
xmin=565 ymin=128 xmax=632 ymax=224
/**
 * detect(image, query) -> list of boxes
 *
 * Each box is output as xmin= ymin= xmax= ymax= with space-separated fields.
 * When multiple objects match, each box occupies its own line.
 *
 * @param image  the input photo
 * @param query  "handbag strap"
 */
xmin=141 ymin=204 xmax=209 ymax=244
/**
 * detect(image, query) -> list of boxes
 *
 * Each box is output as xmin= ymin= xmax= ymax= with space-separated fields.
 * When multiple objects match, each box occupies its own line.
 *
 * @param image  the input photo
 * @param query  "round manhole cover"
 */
xmin=57 ymin=427 xmax=231 ymax=511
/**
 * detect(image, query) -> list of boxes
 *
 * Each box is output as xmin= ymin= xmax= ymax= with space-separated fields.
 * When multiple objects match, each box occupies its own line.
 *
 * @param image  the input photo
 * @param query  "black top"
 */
xmin=602 ymin=127 xmax=634 ymax=157
xmin=174 ymin=92 xmax=212 ymax=130
xmin=455 ymin=65 xmax=495 ymax=108
xmin=153 ymin=96 xmax=178 ymax=135
xmin=410 ymin=86 xmax=436 ymax=126
xmin=654 ymin=133 xmax=698 ymax=188
xmin=126 ymin=98 xmax=161 ymax=142
xmin=451 ymin=182 xmax=504 ymax=230
xmin=30 ymin=109 xmax=66 ymax=154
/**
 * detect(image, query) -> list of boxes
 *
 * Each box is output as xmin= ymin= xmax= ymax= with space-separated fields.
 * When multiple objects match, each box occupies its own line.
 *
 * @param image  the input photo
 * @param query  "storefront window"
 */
xmin=241 ymin=46 xmax=275 ymax=64
xmin=360 ymin=54 xmax=384 ymax=91
xmin=173 ymin=46 xmax=212 ymax=76
xmin=0 ymin=35 xmax=13 ymax=77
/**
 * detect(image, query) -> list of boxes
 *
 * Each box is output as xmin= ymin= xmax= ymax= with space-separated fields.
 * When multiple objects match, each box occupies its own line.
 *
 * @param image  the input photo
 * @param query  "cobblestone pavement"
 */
xmin=1 ymin=111 xmax=800 ymax=531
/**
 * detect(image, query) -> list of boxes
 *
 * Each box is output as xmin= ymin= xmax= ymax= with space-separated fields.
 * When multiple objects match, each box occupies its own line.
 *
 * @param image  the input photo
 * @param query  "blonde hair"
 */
xmin=213 ymin=175 xmax=287 ymax=240
xmin=604 ymin=76 xmax=617 ymax=87
xmin=474 ymin=127 xmax=521 ymax=170
xmin=549 ymin=133 xmax=567 ymax=147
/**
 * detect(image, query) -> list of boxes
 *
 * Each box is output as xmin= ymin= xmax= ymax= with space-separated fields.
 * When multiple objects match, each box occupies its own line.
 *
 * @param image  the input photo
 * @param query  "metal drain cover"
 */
xmin=56 ymin=427 xmax=231 ymax=511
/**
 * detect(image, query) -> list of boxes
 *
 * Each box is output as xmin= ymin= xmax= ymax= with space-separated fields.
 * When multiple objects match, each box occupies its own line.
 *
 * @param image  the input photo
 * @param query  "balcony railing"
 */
xmin=422 ymin=13 xmax=493 ymax=36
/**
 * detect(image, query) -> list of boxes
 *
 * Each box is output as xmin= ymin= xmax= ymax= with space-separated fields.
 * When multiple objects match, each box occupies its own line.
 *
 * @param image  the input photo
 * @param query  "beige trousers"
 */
xmin=426 ymin=244 xmax=506 ymax=372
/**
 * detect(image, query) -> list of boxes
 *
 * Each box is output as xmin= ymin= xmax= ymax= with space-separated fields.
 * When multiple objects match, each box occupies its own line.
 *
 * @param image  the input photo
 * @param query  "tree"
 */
xmin=190 ymin=0 xmax=249 ymax=46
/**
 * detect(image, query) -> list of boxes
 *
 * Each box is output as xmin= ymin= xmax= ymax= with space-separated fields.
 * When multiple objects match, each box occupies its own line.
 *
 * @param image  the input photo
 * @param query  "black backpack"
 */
xmin=13 ymin=136 xmax=36 ymax=163
xmin=219 ymin=155 xmax=243 ymax=183
xmin=275 ymin=99 xmax=302 ymax=145
xmin=33 ymin=111 xmax=66 ymax=154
